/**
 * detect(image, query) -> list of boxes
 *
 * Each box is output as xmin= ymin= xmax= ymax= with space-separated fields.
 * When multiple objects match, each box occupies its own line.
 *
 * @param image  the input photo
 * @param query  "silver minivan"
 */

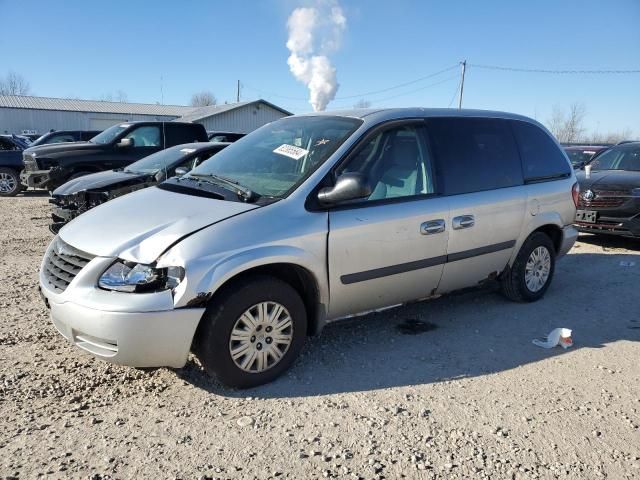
xmin=39 ymin=109 xmax=579 ymax=388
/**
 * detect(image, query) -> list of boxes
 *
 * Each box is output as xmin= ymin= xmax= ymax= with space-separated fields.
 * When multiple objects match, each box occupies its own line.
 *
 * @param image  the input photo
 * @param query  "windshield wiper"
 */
xmin=185 ymin=173 xmax=259 ymax=202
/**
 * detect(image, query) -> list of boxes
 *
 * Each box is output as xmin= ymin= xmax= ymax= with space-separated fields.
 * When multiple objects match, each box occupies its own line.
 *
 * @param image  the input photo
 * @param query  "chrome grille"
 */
xmin=578 ymin=189 xmax=631 ymax=209
xmin=43 ymin=239 xmax=94 ymax=293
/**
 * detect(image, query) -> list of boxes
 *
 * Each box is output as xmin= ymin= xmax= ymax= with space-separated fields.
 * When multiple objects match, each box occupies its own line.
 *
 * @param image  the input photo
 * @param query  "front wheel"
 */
xmin=194 ymin=276 xmax=307 ymax=388
xmin=0 ymin=168 xmax=22 ymax=197
xmin=500 ymin=232 xmax=556 ymax=302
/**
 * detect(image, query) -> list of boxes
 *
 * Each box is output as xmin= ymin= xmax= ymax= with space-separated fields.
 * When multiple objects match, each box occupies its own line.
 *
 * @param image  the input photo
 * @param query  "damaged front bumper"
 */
xmin=21 ymin=169 xmax=53 ymax=189
xmin=49 ymin=191 xmax=109 ymax=233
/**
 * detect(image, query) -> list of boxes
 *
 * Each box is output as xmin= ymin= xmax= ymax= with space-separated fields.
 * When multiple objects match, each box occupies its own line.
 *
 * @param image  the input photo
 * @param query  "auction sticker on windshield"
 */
xmin=273 ymin=144 xmax=309 ymax=160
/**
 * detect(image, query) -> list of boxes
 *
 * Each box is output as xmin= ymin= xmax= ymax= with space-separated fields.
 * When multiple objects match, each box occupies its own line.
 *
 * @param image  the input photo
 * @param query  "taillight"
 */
xmin=572 ymin=182 xmax=580 ymax=207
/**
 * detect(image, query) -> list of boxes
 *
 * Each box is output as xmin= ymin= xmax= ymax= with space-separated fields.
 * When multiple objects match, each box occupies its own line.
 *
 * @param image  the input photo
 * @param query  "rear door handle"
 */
xmin=452 ymin=215 xmax=475 ymax=230
xmin=420 ymin=219 xmax=445 ymax=235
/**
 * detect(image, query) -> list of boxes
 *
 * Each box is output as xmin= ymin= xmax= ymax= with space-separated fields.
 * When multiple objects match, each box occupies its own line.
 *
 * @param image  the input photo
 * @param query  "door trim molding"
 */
xmin=340 ymin=239 xmax=516 ymax=284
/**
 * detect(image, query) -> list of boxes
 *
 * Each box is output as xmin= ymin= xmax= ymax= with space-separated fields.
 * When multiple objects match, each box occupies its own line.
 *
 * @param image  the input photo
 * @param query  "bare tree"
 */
xmin=546 ymin=102 xmax=586 ymax=143
xmin=353 ymin=99 xmax=371 ymax=109
xmin=98 ymin=90 xmax=129 ymax=103
xmin=0 ymin=72 xmax=31 ymax=96
xmin=114 ymin=90 xmax=128 ymax=103
xmin=583 ymin=128 xmax=635 ymax=144
xmin=190 ymin=91 xmax=217 ymax=107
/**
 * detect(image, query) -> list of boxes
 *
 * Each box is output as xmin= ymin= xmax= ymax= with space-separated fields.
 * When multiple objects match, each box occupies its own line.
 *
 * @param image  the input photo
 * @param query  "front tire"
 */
xmin=500 ymin=232 xmax=555 ymax=302
xmin=0 ymin=168 xmax=22 ymax=197
xmin=194 ymin=276 xmax=307 ymax=388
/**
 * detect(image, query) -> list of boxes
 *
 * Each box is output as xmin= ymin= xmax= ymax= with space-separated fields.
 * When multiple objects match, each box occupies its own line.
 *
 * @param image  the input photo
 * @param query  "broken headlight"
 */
xmin=98 ymin=260 xmax=184 ymax=293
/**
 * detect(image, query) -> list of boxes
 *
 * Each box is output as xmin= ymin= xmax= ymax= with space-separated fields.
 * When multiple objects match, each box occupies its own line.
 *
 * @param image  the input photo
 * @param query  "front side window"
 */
xmin=589 ymin=144 xmax=640 ymax=171
xmin=338 ymin=124 xmax=435 ymax=201
xmin=511 ymin=120 xmax=571 ymax=181
xmin=186 ymin=116 xmax=362 ymax=197
xmin=125 ymin=126 xmax=161 ymax=147
xmin=427 ymin=117 xmax=523 ymax=195
xmin=90 ymin=124 xmax=130 ymax=144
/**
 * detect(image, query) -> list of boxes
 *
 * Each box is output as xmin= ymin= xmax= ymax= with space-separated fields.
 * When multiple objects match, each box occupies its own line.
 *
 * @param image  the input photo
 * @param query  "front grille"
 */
xmin=23 ymin=154 xmax=38 ymax=172
xmin=578 ymin=189 xmax=631 ymax=209
xmin=43 ymin=239 xmax=94 ymax=293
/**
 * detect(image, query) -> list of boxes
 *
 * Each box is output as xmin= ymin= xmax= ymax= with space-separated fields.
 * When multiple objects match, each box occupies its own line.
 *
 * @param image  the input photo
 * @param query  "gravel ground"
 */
xmin=1 ymin=192 xmax=639 ymax=480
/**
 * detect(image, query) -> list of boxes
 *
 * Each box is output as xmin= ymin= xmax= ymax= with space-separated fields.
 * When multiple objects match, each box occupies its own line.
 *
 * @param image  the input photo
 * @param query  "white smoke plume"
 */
xmin=286 ymin=1 xmax=346 ymax=111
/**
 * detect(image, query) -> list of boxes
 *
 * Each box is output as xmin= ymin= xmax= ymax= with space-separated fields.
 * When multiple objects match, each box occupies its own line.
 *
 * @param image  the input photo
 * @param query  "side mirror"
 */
xmin=317 ymin=173 xmax=371 ymax=206
xmin=175 ymin=166 xmax=190 ymax=177
xmin=117 ymin=138 xmax=134 ymax=148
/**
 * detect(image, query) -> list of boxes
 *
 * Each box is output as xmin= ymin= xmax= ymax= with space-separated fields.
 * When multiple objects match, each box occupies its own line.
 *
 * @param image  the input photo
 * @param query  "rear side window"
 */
xmin=166 ymin=124 xmax=205 ymax=146
xmin=511 ymin=121 xmax=571 ymax=182
xmin=426 ymin=117 xmax=523 ymax=195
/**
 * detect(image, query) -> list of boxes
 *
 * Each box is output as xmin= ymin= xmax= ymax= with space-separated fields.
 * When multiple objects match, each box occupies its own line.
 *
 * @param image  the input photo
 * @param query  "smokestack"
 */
xmin=286 ymin=1 xmax=346 ymax=111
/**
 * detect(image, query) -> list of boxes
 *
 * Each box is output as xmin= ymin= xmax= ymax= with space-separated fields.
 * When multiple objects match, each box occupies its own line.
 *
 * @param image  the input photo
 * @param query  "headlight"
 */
xmin=98 ymin=260 xmax=184 ymax=293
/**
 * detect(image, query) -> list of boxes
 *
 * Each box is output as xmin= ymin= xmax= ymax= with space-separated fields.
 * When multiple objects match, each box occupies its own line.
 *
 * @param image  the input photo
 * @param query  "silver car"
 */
xmin=39 ymin=108 xmax=579 ymax=388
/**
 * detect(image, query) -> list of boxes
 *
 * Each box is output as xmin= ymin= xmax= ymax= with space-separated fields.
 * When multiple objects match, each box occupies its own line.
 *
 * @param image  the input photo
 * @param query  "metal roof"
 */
xmin=0 ymin=95 xmax=195 ymax=116
xmin=177 ymin=100 xmax=293 ymax=122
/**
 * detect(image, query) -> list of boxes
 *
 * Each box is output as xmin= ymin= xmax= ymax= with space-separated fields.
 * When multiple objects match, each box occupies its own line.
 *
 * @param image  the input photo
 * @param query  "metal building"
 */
xmin=0 ymin=95 xmax=291 ymax=135
xmin=177 ymin=101 xmax=292 ymax=133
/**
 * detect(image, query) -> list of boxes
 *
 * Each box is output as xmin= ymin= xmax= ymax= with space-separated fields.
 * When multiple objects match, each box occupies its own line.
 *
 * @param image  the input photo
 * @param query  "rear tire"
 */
xmin=194 ymin=275 xmax=307 ymax=388
xmin=0 ymin=168 xmax=22 ymax=197
xmin=500 ymin=232 xmax=556 ymax=302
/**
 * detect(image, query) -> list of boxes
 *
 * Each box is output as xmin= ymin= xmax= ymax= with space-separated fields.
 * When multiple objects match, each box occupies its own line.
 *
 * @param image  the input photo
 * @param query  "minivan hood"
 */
xmin=53 ymin=169 xmax=148 ymax=195
xmin=58 ymin=187 xmax=258 ymax=263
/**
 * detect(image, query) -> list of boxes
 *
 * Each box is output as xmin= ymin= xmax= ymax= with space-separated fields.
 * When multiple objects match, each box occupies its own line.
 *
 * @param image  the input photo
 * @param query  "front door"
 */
xmin=327 ymin=122 xmax=450 ymax=320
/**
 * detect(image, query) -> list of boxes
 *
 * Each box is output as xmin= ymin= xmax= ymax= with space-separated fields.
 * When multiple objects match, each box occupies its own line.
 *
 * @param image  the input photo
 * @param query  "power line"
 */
xmin=243 ymin=64 xmax=459 ymax=102
xmin=469 ymin=63 xmax=640 ymax=74
xmin=358 ymin=74 xmax=459 ymax=107
xmin=447 ymin=75 xmax=462 ymax=108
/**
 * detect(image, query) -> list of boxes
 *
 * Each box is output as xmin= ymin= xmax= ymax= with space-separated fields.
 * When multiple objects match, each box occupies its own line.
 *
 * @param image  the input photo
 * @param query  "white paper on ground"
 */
xmin=533 ymin=328 xmax=573 ymax=349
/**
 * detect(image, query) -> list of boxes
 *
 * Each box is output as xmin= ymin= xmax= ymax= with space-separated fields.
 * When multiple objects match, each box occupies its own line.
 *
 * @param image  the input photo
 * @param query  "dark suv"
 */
xmin=0 ymin=135 xmax=28 ymax=196
xmin=20 ymin=122 xmax=208 ymax=191
xmin=575 ymin=141 xmax=640 ymax=238
xmin=30 ymin=130 xmax=101 ymax=147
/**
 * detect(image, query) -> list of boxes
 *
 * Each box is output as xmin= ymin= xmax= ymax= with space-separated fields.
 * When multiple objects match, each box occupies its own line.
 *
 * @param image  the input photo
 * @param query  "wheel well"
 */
xmin=205 ymin=263 xmax=321 ymax=336
xmin=533 ymin=224 xmax=562 ymax=253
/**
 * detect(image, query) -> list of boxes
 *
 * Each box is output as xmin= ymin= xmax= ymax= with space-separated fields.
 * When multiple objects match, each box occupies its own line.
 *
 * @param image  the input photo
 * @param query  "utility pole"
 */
xmin=236 ymin=80 xmax=241 ymax=103
xmin=458 ymin=60 xmax=466 ymax=109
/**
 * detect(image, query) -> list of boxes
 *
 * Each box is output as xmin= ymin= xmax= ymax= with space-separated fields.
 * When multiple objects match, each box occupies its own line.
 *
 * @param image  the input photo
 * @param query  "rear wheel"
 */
xmin=0 ymin=168 xmax=22 ymax=197
xmin=194 ymin=276 xmax=307 ymax=388
xmin=500 ymin=232 xmax=555 ymax=302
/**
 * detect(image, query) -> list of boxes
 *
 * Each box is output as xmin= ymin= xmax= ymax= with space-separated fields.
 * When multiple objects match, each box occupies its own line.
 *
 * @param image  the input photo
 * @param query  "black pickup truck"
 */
xmin=20 ymin=121 xmax=208 ymax=191
xmin=0 ymin=135 xmax=28 ymax=197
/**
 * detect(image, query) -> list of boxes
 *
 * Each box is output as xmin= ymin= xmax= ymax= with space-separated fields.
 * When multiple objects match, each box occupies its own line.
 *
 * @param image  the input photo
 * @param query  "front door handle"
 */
xmin=452 ymin=215 xmax=475 ymax=230
xmin=420 ymin=219 xmax=445 ymax=235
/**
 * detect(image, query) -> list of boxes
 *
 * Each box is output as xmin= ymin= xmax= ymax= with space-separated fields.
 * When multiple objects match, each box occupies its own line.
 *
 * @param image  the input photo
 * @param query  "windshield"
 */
xmin=565 ymin=150 xmax=595 ymax=166
xmin=89 ymin=124 xmax=130 ymax=144
xmin=186 ymin=116 xmax=362 ymax=197
xmin=589 ymin=144 xmax=640 ymax=171
xmin=125 ymin=145 xmax=195 ymax=174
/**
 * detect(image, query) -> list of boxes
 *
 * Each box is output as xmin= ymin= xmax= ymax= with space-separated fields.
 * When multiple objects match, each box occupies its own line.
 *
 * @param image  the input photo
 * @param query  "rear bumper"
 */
xmin=45 ymin=296 xmax=204 ymax=368
xmin=558 ymin=225 xmax=579 ymax=257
